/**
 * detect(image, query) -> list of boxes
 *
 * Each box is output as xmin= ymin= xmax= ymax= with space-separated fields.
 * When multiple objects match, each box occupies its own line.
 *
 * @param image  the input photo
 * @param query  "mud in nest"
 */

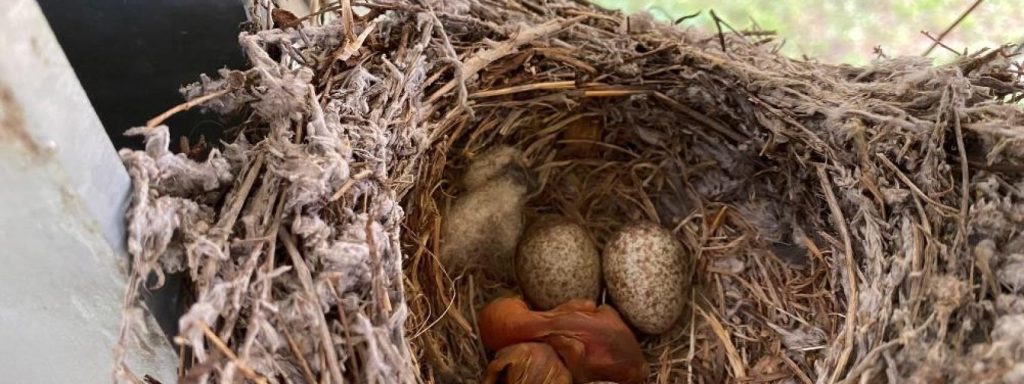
xmin=115 ymin=1 xmax=1024 ymax=383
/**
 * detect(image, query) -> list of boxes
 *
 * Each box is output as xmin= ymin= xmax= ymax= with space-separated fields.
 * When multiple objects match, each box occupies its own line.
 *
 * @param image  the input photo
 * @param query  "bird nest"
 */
xmin=115 ymin=1 xmax=1024 ymax=383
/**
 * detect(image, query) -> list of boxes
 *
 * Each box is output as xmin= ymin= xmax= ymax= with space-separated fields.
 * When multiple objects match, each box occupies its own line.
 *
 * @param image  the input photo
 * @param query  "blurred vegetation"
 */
xmin=592 ymin=0 xmax=1024 ymax=65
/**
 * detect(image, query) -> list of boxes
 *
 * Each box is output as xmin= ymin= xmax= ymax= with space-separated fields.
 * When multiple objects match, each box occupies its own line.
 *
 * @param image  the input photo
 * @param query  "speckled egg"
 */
xmin=516 ymin=218 xmax=601 ymax=310
xmin=603 ymin=222 xmax=689 ymax=334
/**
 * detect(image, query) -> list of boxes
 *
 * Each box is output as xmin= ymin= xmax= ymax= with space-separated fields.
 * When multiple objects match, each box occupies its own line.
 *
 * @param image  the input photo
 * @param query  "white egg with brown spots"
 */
xmin=516 ymin=218 xmax=601 ymax=310
xmin=603 ymin=222 xmax=690 ymax=334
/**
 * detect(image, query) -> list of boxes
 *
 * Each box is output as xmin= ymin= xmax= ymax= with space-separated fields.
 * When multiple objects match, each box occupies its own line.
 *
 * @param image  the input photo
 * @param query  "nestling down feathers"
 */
xmin=440 ymin=146 xmax=531 ymax=281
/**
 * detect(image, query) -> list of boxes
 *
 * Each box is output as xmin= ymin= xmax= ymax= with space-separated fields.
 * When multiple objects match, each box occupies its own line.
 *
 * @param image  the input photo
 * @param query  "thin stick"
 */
xmin=330 ymin=169 xmax=374 ymax=201
xmin=653 ymin=92 xmax=747 ymax=143
xmin=341 ymin=0 xmax=356 ymax=42
xmin=920 ymin=31 xmax=961 ymax=56
xmin=818 ymin=166 xmax=859 ymax=384
xmin=876 ymin=154 xmax=959 ymax=214
xmin=781 ymin=352 xmax=814 ymax=384
xmin=709 ymin=9 xmax=727 ymax=52
xmin=581 ymin=89 xmax=648 ymax=97
xmin=685 ymin=290 xmax=697 ymax=384
xmin=198 ymin=323 xmax=268 ymax=384
xmin=838 ymin=339 xmax=901 ymax=384
xmin=280 ymin=229 xmax=345 ymax=384
xmin=923 ymin=0 xmax=983 ymax=56
xmin=213 ymin=155 xmax=267 ymax=242
xmin=426 ymin=16 xmax=586 ymax=103
xmin=696 ymin=305 xmax=745 ymax=379
xmin=279 ymin=314 xmax=319 ymax=384
xmin=470 ymin=80 xmax=576 ymax=98
xmin=674 ymin=10 xmax=701 ymax=25
xmin=146 ymin=89 xmax=231 ymax=128
xmin=952 ymin=107 xmax=971 ymax=272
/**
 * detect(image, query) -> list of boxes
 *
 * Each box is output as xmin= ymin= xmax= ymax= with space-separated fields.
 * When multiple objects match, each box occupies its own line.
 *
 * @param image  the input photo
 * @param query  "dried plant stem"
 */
xmin=426 ymin=16 xmax=587 ymax=103
xmin=952 ymin=109 xmax=971 ymax=265
xmin=198 ymin=323 xmax=268 ymax=384
xmin=330 ymin=169 xmax=374 ymax=201
xmin=280 ymin=314 xmax=319 ymax=384
xmin=214 ymin=154 xmax=267 ymax=241
xmin=471 ymin=81 xmax=577 ymax=98
xmin=280 ymin=229 xmax=345 ymax=384
xmin=818 ymin=166 xmax=859 ymax=384
xmin=923 ymin=0 xmax=984 ymax=56
xmin=696 ymin=305 xmax=746 ymax=379
xmin=782 ymin=352 xmax=814 ymax=384
xmin=146 ymin=88 xmax=231 ymax=128
xmin=653 ymin=92 xmax=747 ymax=143
xmin=876 ymin=154 xmax=959 ymax=214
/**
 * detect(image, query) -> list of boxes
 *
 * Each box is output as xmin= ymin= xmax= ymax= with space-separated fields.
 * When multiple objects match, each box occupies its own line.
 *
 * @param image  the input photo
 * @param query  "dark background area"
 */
xmin=37 ymin=0 xmax=249 ymax=150
xmin=36 ymin=0 xmax=251 ymax=341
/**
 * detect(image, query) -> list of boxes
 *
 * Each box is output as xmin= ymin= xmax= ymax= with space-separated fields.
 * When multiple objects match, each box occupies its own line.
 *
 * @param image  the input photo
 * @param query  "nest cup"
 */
xmin=115 ymin=1 xmax=1024 ymax=383
xmin=404 ymin=10 xmax=846 ymax=383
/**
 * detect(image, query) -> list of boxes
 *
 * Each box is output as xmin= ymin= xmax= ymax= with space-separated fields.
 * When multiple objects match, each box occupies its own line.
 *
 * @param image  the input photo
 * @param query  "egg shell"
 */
xmin=603 ymin=222 xmax=689 ymax=334
xmin=516 ymin=219 xmax=601 ymax=310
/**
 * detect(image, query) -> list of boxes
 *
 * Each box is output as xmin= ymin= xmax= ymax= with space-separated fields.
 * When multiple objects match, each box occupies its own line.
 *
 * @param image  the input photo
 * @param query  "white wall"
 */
xmin=0 ymin=0 xmax=177 ymax=382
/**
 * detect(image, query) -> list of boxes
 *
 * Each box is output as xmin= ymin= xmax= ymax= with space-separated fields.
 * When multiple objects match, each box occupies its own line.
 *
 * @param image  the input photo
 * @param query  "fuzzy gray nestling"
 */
xmin=440 ymin=146 xmax=531 ymax=281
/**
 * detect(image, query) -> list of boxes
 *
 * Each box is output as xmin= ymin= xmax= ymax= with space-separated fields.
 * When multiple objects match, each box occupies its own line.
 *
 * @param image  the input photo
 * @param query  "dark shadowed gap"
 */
xmin=36 ymin=0 xmax=250 ymax=344
xmin=36 ymin=0 xmax=248 ymax=151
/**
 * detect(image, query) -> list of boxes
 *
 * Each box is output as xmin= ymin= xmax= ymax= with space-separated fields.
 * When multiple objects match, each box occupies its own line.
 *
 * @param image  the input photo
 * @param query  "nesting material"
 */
xmin=113 ymin=1 xmax=1024 ymax=383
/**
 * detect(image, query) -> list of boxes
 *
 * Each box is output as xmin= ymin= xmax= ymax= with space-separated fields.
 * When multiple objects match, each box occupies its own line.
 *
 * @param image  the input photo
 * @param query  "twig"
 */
xmin=923 ymin=0 xmax=984 ymax=56
xmin=653 ymin=92 xmax=747 ymax=143
xmin=426 ymin=16 xmax=587 ymax=103
xmin=330 ymin=169 xmax=374 ymax=201
xmin=952 ymin=107 xmax=971 ymax=271
xmin=279 ymin=228 xmax=345 ymax=384
xmin=837 ymin=339 xmax=901 ymax=384
xmin=213 ymin=155 xmax=266 ymax=242
xmin=332 ymin=21 xmax=376 ymax=63
xmin=325 ymin=278 xmax=362 ymax=380
xmin=470 ymin=80 xmax=577 ymax=98
xmin=581 ymin=89 xmax=648 ymax=97
xmin=709 ymin=10 xmax=727 ymax=52
xmin=818 ymin=166 xmax=859 ymax=384
xmin=696 ymin=305 xmax=746 ymax=379
xmin=876 ymin=154 xmax=959 ymax=214
xmin=675 ymin=10 xmax=701 ymax=25
xmin=920 ymin=31 xmax=961 ymax=56
xmin=686 ymin=290 xmax=697 ymax=384
xmin=145 ymin=89 xmax=231 ymax=129
xmin=279 ymin=314 xmax=319 ymax=384
xmin=341 ymin=0 xmax=357 ymax=42
xmin=365 ymin=210 xmax=393 ymax=320
xmin=781 ymin=352 xmax=814 ymax=384
xmin=198 ymin=323 xmax=268 ymax=384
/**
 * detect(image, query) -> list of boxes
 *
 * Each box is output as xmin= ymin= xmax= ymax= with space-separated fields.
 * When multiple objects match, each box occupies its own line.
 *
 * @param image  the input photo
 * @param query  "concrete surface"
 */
xmin=0 ymin=0 xmax=177 ymax=382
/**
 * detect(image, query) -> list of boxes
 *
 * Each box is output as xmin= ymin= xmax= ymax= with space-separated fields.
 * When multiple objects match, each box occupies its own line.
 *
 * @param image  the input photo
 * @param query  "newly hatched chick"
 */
xmin=479 ymin=297 xmax=648 ymax=384
xmin=440 ymin=146 xmax=531 ymax=281
xmin=483 ymin=342 xmax=573 ymax=384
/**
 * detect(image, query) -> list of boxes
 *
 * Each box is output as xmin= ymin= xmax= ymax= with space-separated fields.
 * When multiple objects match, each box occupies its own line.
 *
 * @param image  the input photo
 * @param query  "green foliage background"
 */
xmin=591 ymin=0 xmax=1024 ymax=65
